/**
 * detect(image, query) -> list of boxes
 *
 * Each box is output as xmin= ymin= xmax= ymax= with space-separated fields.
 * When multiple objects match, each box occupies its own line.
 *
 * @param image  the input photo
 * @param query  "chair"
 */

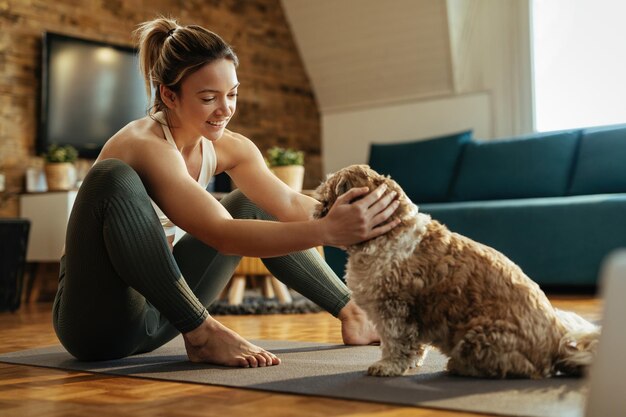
xmin=226 ymin=257 xmax=293 ymax=305
xmin=0 ymin=219 xmax=30 ymax=312
xmin=224 ymin=247 xmax=325 ymax=305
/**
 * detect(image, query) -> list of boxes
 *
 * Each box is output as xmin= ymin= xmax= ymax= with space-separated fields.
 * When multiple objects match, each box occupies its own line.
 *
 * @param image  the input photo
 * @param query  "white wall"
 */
xmin=280 ymin=0 xmax=454 ymax=112
xmin=282 ymin=0 xmax=533 ymax=176
xmin=322 ymin=92 xmax=491 ymax=174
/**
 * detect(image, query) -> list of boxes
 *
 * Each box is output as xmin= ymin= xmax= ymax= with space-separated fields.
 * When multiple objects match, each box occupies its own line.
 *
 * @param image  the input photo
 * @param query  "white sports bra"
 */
xmin=150 ymin=112 xmax=217 ymax=241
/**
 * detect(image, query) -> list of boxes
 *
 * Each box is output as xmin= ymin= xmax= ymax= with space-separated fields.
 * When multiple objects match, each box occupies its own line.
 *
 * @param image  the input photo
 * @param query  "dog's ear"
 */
xmin=335 ymin=177 xmax=352 ymax=197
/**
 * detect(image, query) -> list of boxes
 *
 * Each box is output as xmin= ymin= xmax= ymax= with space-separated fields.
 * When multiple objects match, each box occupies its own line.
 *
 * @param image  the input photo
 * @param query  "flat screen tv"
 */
xmin=39 ymin=32 xmax=148 ymax=158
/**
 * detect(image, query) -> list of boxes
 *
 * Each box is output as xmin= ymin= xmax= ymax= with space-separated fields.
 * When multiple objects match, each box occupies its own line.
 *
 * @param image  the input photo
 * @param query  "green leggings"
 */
xmin=53 ymin=159 xmax=350 ymax=361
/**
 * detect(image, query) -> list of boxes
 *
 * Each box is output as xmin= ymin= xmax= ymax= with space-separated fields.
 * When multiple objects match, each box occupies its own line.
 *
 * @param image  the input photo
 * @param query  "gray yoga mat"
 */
xmin=0 ymin=338 xmax=586 ymax=417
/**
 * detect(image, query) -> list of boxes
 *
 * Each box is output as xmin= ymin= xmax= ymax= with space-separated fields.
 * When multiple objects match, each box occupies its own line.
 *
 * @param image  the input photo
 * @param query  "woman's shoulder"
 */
xmin=215 ymin=129 xmax=259 ymax=154
xmin=103 ymin=117 xmax=167 ymax=150
xmin=213 ymin=129 xmax=256 ymax=153
xmin=214 ymin=129 xmax=260 ymax=169
xmin=115 ymin=116 xmax=165 ymax=143
xmin=97 ymin=116 xmax=174 ymax=165
xmin=218 ymin=129 xmax=250 ymax=144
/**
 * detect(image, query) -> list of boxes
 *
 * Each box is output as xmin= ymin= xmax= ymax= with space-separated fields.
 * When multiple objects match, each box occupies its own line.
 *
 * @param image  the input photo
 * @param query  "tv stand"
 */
xmin=20 ymin=191 xmax=77 ymax=262
xmin=19 ymin=191 xmax=77 ymax=302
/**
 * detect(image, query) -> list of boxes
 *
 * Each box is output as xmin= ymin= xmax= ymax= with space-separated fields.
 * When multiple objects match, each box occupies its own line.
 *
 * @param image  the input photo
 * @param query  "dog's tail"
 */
xmin=554 ymin=309 xmax=600 ymax=376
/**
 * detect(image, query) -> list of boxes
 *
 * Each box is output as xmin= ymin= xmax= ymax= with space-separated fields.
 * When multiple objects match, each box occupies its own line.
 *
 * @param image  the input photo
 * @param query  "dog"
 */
xmin=314 ymin=164 xmax=599 ymax=378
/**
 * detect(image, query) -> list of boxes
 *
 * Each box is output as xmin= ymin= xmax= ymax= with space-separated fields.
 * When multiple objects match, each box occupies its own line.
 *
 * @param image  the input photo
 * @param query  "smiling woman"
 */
xmin=157 ymin=58 xmax=240 ymax=143
xmin=52 ymin=17 xmax=401 ymax=370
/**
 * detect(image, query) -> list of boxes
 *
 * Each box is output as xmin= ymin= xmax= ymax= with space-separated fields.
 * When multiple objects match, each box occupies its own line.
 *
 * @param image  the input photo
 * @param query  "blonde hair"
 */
xmin=134 ymin=17 xmax=239 ymax=115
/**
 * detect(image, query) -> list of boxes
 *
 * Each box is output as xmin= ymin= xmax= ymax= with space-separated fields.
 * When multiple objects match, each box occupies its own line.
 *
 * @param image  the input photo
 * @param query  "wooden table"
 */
xmin=225 ymin=246 xmax=325 ymax=305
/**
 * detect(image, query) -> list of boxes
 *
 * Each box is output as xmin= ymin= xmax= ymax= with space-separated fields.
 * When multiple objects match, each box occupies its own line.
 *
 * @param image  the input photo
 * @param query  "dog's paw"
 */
xmin=409 ymin=345 xmax=430 ymax=368
xmin=367 ymin=360 xmax=406 ymax=377
xmin=409 ymin=356 xmax=425 ymax=369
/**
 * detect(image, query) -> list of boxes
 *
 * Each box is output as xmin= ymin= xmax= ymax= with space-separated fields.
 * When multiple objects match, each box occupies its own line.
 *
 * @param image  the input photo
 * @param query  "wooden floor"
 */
xmin=0 ymin=295 xmax=602 ymax=417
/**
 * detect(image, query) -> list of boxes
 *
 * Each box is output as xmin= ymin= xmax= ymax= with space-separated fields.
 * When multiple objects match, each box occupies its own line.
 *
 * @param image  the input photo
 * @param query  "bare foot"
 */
xmin=338 ymin=301 xmax=380 ymax=345
xmin=183 ymin=316 xmax=281 ymax=368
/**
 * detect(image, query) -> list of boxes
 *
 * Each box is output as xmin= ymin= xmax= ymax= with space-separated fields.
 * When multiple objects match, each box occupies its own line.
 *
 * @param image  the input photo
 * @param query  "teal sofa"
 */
xmin=325 ymin=125 xmax=626 ymax=288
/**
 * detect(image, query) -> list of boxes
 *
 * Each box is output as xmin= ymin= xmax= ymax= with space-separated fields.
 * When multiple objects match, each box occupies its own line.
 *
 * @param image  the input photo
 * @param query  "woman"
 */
xmin=53 ymin=17 xmax=400 ymax=368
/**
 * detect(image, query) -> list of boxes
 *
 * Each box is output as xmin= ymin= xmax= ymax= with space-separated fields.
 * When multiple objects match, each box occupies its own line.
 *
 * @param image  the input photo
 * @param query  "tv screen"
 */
xmin=39 ymin=32 xmax=148 ymax=158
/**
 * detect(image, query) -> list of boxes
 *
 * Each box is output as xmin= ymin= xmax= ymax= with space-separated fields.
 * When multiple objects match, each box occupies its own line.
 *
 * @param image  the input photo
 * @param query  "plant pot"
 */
xmin=45 ymin=163 xmax=76 ymax=191
xmin=271 ymin=165 xmax=305 ymax=192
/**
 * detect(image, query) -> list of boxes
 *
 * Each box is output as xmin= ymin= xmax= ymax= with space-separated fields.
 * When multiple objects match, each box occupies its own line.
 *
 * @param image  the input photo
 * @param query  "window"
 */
xmin=532 ymin=0 xmax=626 ymax=131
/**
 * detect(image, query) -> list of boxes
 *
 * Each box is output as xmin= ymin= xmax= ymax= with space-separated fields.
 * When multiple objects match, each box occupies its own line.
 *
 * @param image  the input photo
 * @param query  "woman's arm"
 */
xmin=220 ymin=132 xmax=318 ymax=221
xmin=130 ymin=134 xmax=399 ymax=258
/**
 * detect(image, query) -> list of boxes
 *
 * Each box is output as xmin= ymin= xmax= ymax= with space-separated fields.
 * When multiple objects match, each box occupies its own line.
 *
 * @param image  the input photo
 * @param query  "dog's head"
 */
xmin=313 ymin=165 xmax=417 ymax=240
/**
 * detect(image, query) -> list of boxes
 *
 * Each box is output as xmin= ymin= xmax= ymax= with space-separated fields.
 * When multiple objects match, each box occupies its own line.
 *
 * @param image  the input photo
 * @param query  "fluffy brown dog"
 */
xmin=314 ymin=164 xmax=599 ymax=378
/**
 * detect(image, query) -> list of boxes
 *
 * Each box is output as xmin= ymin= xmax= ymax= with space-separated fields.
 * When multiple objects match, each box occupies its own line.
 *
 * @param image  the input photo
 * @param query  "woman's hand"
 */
xmin=320 ymin=184 xmax=401 ymax=247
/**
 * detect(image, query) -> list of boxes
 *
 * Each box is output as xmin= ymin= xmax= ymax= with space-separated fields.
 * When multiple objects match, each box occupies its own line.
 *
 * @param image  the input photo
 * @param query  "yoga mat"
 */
xmin=0 ymin=338 xmax=586 ymax=417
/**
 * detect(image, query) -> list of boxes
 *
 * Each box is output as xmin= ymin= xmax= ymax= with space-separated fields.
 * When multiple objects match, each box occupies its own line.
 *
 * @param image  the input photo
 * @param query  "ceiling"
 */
xmin=281 ymin=0 xmax=455 ymax=113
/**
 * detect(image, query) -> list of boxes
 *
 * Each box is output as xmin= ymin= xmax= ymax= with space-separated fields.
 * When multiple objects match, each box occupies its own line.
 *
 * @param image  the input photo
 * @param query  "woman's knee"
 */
xmin=80 ymin=159 xmax=149 ymax=201
xmin=86 ymin=159 xmax=140 ymax=186
xmin=219 ymin=189 xmax=275 ymax=220
xmin=219 ymin=189 xmax=249 ymax=212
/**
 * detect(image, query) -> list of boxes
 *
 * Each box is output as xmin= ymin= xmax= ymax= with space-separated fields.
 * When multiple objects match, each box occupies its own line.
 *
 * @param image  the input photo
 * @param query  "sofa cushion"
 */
xmin=568 ymin=125 xmax=626 ymax=195
xmin=450 ymin=131 xmax=580 ymax=201
xmin=422 ymin=193 xmax=626 ymax=286
xmin=368 ymin=131 xmax=471 ymax=203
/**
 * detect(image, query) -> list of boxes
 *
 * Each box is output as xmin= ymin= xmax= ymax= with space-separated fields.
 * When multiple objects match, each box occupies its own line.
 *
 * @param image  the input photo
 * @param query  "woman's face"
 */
xmin=173 ymin=58 xmax=239 ymax=142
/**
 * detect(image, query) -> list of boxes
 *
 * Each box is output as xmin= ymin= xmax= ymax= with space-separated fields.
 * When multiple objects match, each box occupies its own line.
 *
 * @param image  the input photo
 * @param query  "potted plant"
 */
xmin=43 ymin=144 xmax=78 ymax=191
xmin=266 ymin=146 xmax=305 ymax=192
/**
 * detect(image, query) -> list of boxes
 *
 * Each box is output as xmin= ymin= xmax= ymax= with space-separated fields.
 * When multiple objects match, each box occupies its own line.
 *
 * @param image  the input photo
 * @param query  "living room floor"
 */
xmin=0 ymin=295 xmax=602 ymax=417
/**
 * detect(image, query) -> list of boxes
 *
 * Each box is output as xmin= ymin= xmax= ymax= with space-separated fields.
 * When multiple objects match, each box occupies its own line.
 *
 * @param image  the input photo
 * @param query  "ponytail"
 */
xmin=133 ymin=17 xmax=238 ymax=115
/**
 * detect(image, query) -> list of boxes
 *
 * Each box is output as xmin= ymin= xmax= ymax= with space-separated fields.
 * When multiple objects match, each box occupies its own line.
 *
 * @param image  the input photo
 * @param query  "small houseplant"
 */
xmin=43 ymin=144 xmax=78 ymax=191
xmin=266 ymin=146 xmax=305 ymax=192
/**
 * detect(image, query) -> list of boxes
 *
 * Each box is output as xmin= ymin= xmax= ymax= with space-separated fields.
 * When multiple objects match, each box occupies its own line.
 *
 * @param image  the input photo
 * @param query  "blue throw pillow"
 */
xmin=368 ymin=131 xmax=471 ymax=203
xmin=451 ymin=131 xmax=580 ymax=201
xmin=569 ymin=126 xmax=626 ymax=195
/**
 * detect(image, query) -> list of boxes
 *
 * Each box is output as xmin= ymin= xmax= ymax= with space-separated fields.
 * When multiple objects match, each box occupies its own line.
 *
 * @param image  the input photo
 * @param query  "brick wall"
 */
xmin=0 ymin=0 xmax=321 ymax=218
